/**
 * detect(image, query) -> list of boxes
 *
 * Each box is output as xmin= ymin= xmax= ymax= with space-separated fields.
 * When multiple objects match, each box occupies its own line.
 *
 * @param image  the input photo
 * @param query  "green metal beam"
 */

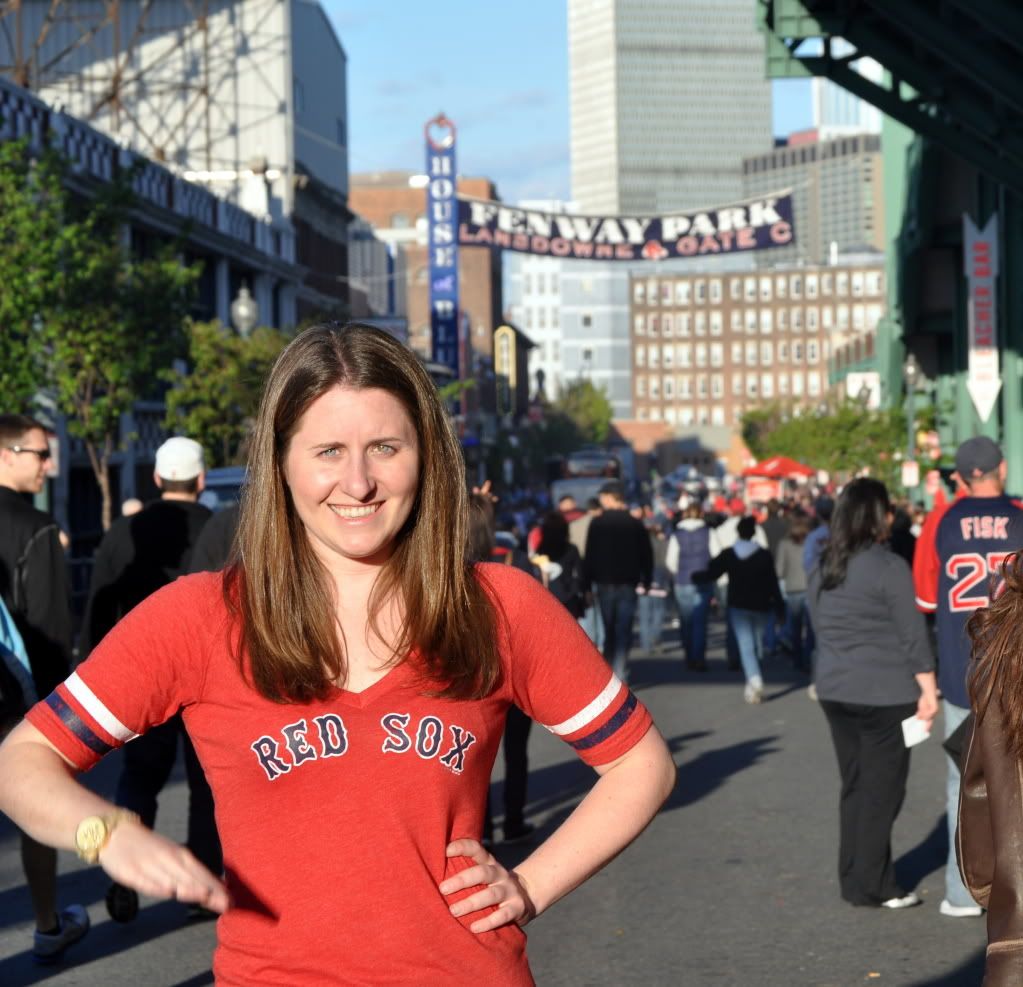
xmin=861 ymin=0 xmax=1023 ymax=120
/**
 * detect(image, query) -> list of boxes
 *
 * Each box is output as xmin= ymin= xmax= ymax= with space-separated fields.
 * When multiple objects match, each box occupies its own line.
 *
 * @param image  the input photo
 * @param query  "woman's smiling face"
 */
xmin=283 ymin=386 xmax=420 ymax=573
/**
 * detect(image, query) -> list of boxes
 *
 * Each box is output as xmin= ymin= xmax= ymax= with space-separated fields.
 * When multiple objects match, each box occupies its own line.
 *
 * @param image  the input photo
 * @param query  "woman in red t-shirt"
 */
xmin=0 ymin=323 xmax=676 ymax=984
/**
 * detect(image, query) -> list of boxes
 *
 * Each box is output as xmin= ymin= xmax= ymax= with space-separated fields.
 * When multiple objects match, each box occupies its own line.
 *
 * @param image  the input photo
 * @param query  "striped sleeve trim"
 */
xmin=44 ymin=692 xmax=113 ymax=757
xmin=568 ymin=692 xmax=639 ymax=751
xmin=65 ymin=672 xmax=138 ymax=743
xmin=915 ymin=596 xmax=937 ymax=612
xmin=544 ymin=673 xmax=623 ymax=736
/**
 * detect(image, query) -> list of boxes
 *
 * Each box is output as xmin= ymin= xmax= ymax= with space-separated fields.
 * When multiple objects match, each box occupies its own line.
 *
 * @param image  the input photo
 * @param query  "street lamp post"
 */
xmin=230 ymin=281 xmax=258 ymax=338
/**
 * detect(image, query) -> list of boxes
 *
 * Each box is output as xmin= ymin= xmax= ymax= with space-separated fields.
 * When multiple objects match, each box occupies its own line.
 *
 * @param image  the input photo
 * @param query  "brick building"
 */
xmin=629 ymin=259 xmax=886 ymax=429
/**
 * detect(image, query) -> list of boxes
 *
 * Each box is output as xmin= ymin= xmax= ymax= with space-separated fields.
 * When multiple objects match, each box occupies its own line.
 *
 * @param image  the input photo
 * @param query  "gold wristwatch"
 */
xmin=74 ymin=810 xmax=140 ymax=864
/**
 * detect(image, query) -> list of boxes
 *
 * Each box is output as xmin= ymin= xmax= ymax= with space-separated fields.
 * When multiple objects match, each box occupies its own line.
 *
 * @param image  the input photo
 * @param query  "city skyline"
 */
xmin=329 ymin=1 xmax=815 ymax=205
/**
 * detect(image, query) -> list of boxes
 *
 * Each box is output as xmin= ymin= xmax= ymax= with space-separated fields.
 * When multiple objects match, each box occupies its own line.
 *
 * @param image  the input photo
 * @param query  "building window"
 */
xmin=661 ymin=281 xmax=672 ymax=304
xmin=729 ymin=277 xmax=741 ymax=301
xmin=759 ymin=277 xmax=772 ymax=302
xmin=711 ymin=374 xmax=724 ymax=398
xmin=697 ymin=376 xmax=709 ymax=398
xmin=696 ymin=344 xmax=708 ymax=368
xmin=761 ymin=342 xmax=773 ymax=365
xmin=791 ymin=275 xmax=803 ymax=299
xmin=778 ymin=341 xmax=789 ymax=361
xmin=745 ymin=310 xmax=757 ymax=335
xmin=709 ymin=279 xmax=722 ymax=303
xmin=792 ymin=372 xmax=804 ymax=397
xmin=525 ymin=309 xmax=533 ymax=329
xmin=806 ymin=307 xmax=818 ymax=330
xmin=778 ymin=374 xmax=789 ymax=396
xmin=793 ymin=341 xmax=804 ymax=362
xmin=837 ymin=305 xmax=850 ymax=329
xmin=837 ymin=272 xmax=849 ymax=295
xmin=853 ymin=305 xmax=865 ymax=331
xmin=662 ymin=344 xmax=674 ymax=368
xmin=821 ymin=273 xmax=833 ymax=296
xmin=679 ymin=375 xmax=692 ymax=398
xmin=710 ymin=343 xmax=723 ymax=367
xmin=760 ymin=310 xmax=773 ymax=334
xmin=808 ymin=371 xmax=821 ymax=396
xmin=731 ymin=341 xmax=743 ymax=364
xmin=537 ymin=274 xmax=546 ymax=294
xmin=676 ymin=280 xmax=691 ymax=305
xmin=711 ymin=406 xmax=725 ymax=426
xmin=537 ymin=308 xmax=546 ymax=329
xmin=582 ymin=313 xmax=592 ymax=327
xmin=636 ymin=345 xmax=646 ymax=368
xmin=662 ymin=313 xmax=674 ymax=337
xmin=636 ymin=376 xmax=646 ymax=396
xmin=665 ymin=407 xmax=678 ymax=425
xmin=821 ymin=306 xmax=833 ymax=329
xmin=777 ymin=308 xmax=787 ymax=331
xmin=746 ymin=376 xmax=759 ymax=397
xmin=680 ymin=407 xmax=694 ymax=426
xmin=852 ymin=272 xmax=865 ymax=297
xmin=678 ymin=343 xmax=691 ymax=368
xmin=634 ymin=314 xmax=645 ymax=336
xmin=695 ymin=280 xmax=706 ymax=303
xmin=648 ymin=343 xmax=660 ymax=368
xmin=633 ymin=280 xmax=645 ymax=303
xmin=678 ymin=313 xmax=691 ymax=337
xmin=552 ymin=308 xmax=559 ymax=328
xmin=807 ymin=340 xmax=819 ymax=363
xmin=551 ymin=273 xmax=559 ymax=293
xmin=650 ymin=376 xmax=660 ymax=399
xmin=647 ymin=278 xmax=658 ymax=303
xmin=730 ymin=310 xmax=742 ymax=332
xmin=761 ymin=374 xmax=774 ymax=399
xmin=806 ymin=274 xmax=818 ymax=299
xmin=866 ymin=271 xmax=882 ymax=296
xmin=663 ymin=376 xmax=674 ymax=399
xmin=710 ymin=311 xmax=723 ymax=336
xmin=732 ymin=374 xmax=743 ymax=396
xmin=649 ymin=313 xmax=660 ymax=336
xmin=791 ymin=307 xmax=803 ymax=332
xmin=523 ymin=273 xmax=532 ymax=293
xmin=776 ymin=275 xmax=787 ymax=298
xmin=745 ymin=342 xmax=758 ymax=366
xmin=637 ymin=406 xmax=648 ymax=420
xmin=695 ymin=312 xmax=706 ymax=336
xmin=744 ymin=277 xmax=757 ymax=302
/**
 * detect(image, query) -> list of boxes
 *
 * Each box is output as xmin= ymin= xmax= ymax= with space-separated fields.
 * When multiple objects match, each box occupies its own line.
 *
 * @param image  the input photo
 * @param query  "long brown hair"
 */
xmin=968 ymin=552 xmax=1023 ymax=755
xmin=225 ymin=322 xmax=500 ymax=703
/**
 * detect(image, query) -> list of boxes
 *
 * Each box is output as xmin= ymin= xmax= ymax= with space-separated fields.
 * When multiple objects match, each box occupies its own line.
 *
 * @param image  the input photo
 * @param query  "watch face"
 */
xmin=76 ymin=817 xmax=106 ymax=851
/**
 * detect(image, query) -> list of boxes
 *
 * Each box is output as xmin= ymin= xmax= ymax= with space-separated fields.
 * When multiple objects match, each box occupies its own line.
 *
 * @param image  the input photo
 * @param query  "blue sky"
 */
xmin=326 ymin=1 xmax=813 ymax=205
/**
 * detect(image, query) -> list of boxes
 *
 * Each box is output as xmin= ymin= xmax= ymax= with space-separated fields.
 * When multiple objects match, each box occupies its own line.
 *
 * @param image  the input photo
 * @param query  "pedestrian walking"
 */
xmin=636 ymin=522 xmax=670 ymax=654
xmin=775 ymin=512 xmax=814 ymax=672
xmin=0 ymin=323 xmax=675 ymax=985
xmin=697 ymin=516 xmax=784 ymax=704
xmin=583 ymin=481 xmax=654 ymax=683
xmin=81 ymin=436 xmax=223 ymax=924
xmin=0 ymin=413 xmax=89 ymax=963
xmin=808 ymin=478 xmax=938 ymax=909
xmin=913 ymin=436 xmax=1023 ymax=918
xmin=569 ymin=498 xmax=604 ymax=649
xmin=958 ymin=551 xmax=1023 ymax=983
xmin=666 ymin=504 xmax=714 ymax=671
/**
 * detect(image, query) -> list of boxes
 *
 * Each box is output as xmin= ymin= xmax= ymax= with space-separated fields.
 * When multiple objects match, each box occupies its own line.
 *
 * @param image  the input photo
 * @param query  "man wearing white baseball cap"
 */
xmin=81 ymin=435 xmax=222 ymax=924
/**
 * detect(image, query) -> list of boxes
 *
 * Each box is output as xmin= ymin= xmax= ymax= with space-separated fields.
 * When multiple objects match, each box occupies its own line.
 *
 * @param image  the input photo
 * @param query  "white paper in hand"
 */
xmin=901 ymin=715 xmax=931 ymax=748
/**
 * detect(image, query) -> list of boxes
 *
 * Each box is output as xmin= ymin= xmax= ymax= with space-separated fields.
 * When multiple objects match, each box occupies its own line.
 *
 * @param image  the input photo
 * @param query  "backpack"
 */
xmin=0 ymin=594 xmax=34 ymax=729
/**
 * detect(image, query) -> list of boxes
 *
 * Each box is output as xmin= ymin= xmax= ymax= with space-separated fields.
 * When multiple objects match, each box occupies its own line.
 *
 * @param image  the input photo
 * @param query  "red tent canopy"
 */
xmin=742 ymin=455 xmax=815 ymax=479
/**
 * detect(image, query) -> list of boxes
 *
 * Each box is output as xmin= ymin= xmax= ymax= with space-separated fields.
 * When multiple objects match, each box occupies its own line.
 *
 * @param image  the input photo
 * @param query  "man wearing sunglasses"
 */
xmin=0 ymin=413 xmax=88 ymax=963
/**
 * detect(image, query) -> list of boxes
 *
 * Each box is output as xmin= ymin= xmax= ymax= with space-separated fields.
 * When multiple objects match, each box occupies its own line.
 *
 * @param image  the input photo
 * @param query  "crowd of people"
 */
xmin=1 ymin=323 xmax=1023 ymax=981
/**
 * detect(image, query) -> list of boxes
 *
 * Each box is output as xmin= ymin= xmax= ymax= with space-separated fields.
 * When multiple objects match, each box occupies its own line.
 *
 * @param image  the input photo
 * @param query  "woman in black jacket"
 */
xmin=535 ymin=511 xmax=586 ymax=620
xmin=808 ymin=478 xmax=938 ymax=910
xmin=699 ymin=516 xmax=785 ymax=704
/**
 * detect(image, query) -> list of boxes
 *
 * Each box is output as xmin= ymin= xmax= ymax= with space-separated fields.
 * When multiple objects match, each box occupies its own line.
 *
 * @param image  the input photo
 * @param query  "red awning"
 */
xmin=741 ymin=456 xmax=815 ymax=479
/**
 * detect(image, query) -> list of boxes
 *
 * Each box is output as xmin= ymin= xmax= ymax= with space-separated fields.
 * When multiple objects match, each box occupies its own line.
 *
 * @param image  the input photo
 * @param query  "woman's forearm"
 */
xmin=0 ymin=721 xmax=116 ymax=849
xmin=512 ymin=726 xmax=676 ymax=917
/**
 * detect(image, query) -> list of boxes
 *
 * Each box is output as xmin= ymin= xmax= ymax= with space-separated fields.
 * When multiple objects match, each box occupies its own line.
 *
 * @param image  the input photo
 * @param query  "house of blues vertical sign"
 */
xmin=426 ymin=114 xmax=459 ymax=373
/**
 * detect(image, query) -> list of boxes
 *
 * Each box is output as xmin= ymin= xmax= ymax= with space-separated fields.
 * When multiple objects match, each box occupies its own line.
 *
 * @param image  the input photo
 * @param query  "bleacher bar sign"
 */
xmin=457 ymin=192 xmax=795 ymax=261
xmin=426 ymin=114 xmax=459 ymax=374
xmin=964 ymin=214 xmax=1000 ymax=423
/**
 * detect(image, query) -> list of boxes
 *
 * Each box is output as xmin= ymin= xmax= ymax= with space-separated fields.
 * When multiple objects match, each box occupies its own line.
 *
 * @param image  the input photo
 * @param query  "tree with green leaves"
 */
xmin=0 ymin=140 xmax=200 ymax=529
xmin=554 ymin=379 xmax=613 ymax=445
xmin=164 ymin=320 xmax=291 ymax=468
xmin=741 ymin=400 xmax=907 ymax=489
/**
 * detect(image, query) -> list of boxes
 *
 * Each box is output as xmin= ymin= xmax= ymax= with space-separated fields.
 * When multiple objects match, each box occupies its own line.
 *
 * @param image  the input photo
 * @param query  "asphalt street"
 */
xmin=0 ymin=618 xmax=987 ymax=986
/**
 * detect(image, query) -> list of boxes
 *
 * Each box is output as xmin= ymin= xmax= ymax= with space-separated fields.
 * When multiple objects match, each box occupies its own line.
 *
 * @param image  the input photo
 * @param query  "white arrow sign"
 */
xmin=964 ymin=214 xmax=1000 ymax=422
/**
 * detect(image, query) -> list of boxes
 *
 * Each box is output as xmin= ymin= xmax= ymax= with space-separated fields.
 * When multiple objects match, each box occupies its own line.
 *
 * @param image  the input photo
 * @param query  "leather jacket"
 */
xmin=958 ymin=698 xmax=1023 ymax=986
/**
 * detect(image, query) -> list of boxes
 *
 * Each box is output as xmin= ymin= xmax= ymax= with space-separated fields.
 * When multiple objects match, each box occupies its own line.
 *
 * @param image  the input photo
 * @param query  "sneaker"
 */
xmin=743 ymin=678 xmax=763 ymax=705
xmin=502 ymin=822 xmax=536 ymax=845
xmin=105 ymin=881 xmax=139 ymax=924
xmin=939 ymin=899 xmax=984 ymax=917
xmin=881 ymin=892 xmax=922 ymax=909
xmin=33 ymin=904 xmax=90 ymax=965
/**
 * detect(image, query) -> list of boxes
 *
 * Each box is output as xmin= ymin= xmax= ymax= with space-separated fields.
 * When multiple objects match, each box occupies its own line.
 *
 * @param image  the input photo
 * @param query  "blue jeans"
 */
xmin=596 ymin=583 xmax=638 ymax=681
xmin=784 ymin=591 xmax=813 ymax=669
xmin=637 ymin=591 xmax=668 ymax=652
xmin=579 ymin=592 xmax=605 ymax=651
xmin=944 ymin=700 xmax=979 ymax=908
xmin=730 ymin=608 xmax=768 ymax=684
xmin=675 ymin=583 xmax=712 ymax=666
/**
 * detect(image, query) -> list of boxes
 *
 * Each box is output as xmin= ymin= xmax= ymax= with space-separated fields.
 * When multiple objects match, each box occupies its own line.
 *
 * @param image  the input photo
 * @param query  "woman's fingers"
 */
xmin=440 ymin=840 xmax=536 ymax=932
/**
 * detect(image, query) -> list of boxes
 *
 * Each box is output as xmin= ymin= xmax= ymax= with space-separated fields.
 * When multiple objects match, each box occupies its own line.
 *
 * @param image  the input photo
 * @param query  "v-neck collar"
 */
xmin=330 ymin=657 xmax=418 ymax=710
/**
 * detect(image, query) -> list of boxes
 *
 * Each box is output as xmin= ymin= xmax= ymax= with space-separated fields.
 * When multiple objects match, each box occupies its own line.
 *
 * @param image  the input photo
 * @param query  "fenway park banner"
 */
xmin=457 ymin=192 xmax=795 ymax=261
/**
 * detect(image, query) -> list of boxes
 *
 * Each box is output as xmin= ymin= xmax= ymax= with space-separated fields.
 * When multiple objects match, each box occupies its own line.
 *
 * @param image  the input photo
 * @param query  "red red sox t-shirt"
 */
xmin=28 ymin=562 xmax=653 ymax=986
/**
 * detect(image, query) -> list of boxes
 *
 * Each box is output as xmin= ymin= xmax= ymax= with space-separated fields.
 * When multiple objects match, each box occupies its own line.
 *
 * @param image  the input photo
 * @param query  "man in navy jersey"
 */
xmin=914 ymin=436 xmax=1023 ymax=918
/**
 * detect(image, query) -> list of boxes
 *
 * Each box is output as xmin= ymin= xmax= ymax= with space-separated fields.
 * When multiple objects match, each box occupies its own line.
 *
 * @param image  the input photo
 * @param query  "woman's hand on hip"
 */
xmin=440 ymin=838 xmax=537 ymax=933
